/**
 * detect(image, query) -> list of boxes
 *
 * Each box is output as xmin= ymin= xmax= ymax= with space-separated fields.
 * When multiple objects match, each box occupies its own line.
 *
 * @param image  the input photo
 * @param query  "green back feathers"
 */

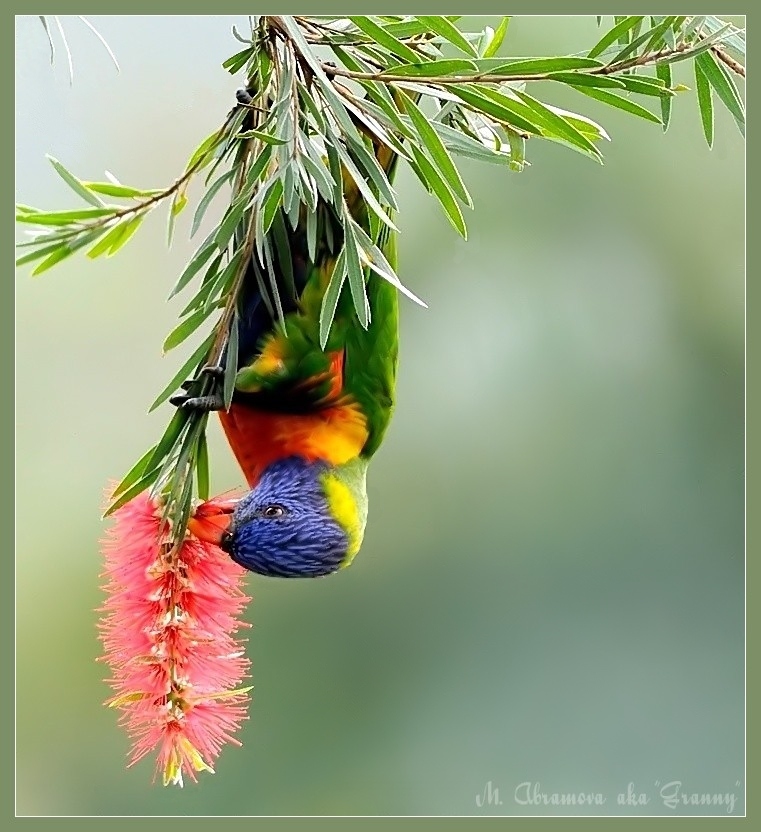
xmin=235 ymin=138 xmax=401 ymax=460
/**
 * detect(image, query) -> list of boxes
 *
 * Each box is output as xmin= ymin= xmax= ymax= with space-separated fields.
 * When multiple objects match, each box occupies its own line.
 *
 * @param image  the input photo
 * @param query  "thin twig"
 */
xmin=711 ymin=44 xmax=745 ymax=77
xmin=316 ymin=40 xmax=695 ymax=86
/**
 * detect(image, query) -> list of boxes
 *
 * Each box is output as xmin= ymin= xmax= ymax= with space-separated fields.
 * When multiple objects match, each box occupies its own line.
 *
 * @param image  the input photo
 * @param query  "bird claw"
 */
xmin=201 ymin=364 xmax=225 ymax=379
xmin=170 ymin=392 xmax=226 ymax=412
xmin=172 ymin=364 xmax=227 ymax=410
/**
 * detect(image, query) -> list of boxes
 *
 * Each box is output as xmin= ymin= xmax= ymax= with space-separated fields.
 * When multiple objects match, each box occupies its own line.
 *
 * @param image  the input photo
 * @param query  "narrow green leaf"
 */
xmin=329 ymin=44 xmax=403 ymax=117
xmin=222 ymin=46 xmax=254 ymax=73
xmin=409 ymin=145 xmax=467 ymax=239
xmin=169 ymin=441 xmax=200 ymax=534
xmin=614 ymin=75 xmax=672 ymax=96
xmin=348 ymin=16 xmax=420 ymax=62
xmin=111 ymin=445 xmax=159 ymax=499
xmin=483 ymin=17 xmax=510 ymax=57
xmin=658 ymin=23 xmax=734 ymax=65
xmin=148 ymin=333 xmax=215 ymax=412
xmin=610 ymin=17 xmax=674 ymax=64
xmin=105 ymin=214 xmax=142 ymax=256
xmin=223 ymin=311 xmax=239 ymax=410
xmin=260 ymin=178 xmax=284 ymax=235
xmin=319 ymin=250 xmax=347 ymax=349
xmin=341 ymin=128 xmax=399 ymax=210
xmin=683 ymin=16 xmax=707 ymax=38
xmin=16 ymin=228 xmax=79 ymax=247
xmin=163 ymin=306 xmax=214 ymax=353
xmin=164 ymin=416 xmax=204 ymax=515
xmin=16 ymin=208 xmax=113 ymax=225
xmin=513 ymin=90 xmax=602 ymax=159
xmin=702 ymin=16 xmax=744 ymax=55
xmin=103 ymin=467 xmax=161 ymax=517
xmin=360 ymin=82 xmax=413 ymax=139
xmin=236 ymin=128 xmax=287 ymax=144
xmin=31 ymin=245 xmax=76 ymax=275
xmin=573 ymin=86 xmax=662 ymax=124
xmin=665 ymin=16 xmax=687 ymax=49
xmin=280 ymin=19 xmax=364 ymax=148
xmin=295 ymin=158 xmax=317 ymax=214
xmin=279 ymin=159 xmax=296 ymax=218
xmin=86 ymin=220 xmax=127 ymax=259
xmin=262 ymin=237 xmax=285 ymax=326
xmin=196 ymin=432 xmax=210 ymax=501
xmin=350 ymin=219 xmax=427 ymax=307
xmin=400 ymin=91 xmax=471 ymax=206
xmin=214 ymin=197 xmax=247 ymax=253
xmin=450 ymin=85 xmax=542 ymax=135
xmin=544 ymin=106 xmax=610 ymax=142
xmin=379 ymin=19 xmax=431 ymax=38
xmin=143 ymin=404 xmax=190 ymax=473
xmin=306 ymin=204 xmax=318 ymax=262
xmin=249 ymin=255 xmax=275 ymax=320
xmin=169 ymin=242 xmax=217 ymax=299
xmin=243 ymin=144 xmax=274 ymax=189
xmin=332 ymin=139 xmax=399 ymax=232
xmin=82 ymin=182 xmax=161 ymax=197
xmin=178 ymin=253 xmax=224 ymax=315
xmin=548 ymin=72 xmax=626 ymax=89
xmin=415 ymin=16 xmax=478 ymax=57
xmin=476 ymin=56 xmax=604 ymax=75
xmin=16 ymin=241 xmax=70 ymax=268
xmin=588 ymin=16 xmax=644 ymax=59
xmin=300 ymin=150 xmax=336 ymax=204
xmin=324 ymin=139 xmax=344 ymax=209
xmin=203 ymin=250 xmax=243 ymax=314
xmin=429 ymin=119 xmax=509 ymax=164
xmin=343 ymin=219 xmax=369 ymax=328
xmin=167 ymin=191 xmax=187 ymax=246
xmin=656 ymin=62 xmax=673 ymax=131
xmin=23 ymin=227 xmax=104 ymax=273
xmin=696 ymin=51 xmax=745 ymax=136
xmin=186 ymin=129 xmax=223 ymax=173
xmin=47 ymin=155 xmax=104 ymax=207
xmin=271 ymin=210 xmax=296 ymax=302
xmin=191 ymin=169 xmax=235 ymax=238
xmin=172 ymin=193 xmax=188 ymax=217
xmin=297 ymin=80 xmax=327 ymax=134
xmin=643 ymin=15 xmax=680 ymax=53
xmin=506 ymin=126 xmax=526 ymax=171
xmin=694 ymin=60 xmax=714 ymax=147
xmin=208 ymin=107 xmax=248 ymax=173
xmin=381 ymin=59 xmax=478 ymax=77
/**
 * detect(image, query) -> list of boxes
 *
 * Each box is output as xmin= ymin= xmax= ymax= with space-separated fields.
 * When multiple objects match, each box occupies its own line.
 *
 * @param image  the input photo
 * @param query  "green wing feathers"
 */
xmin=232 ymin=129 xmax=400 ymax=459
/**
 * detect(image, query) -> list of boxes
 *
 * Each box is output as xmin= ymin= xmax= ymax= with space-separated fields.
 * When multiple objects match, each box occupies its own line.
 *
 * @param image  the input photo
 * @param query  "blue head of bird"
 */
xmin=218 ymin=456 xmax=368 ymax=577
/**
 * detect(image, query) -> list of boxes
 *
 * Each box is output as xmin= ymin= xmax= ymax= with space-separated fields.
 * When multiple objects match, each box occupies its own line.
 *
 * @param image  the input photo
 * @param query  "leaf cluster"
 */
xmin=17 ymin=15 xmax=745 ymax=538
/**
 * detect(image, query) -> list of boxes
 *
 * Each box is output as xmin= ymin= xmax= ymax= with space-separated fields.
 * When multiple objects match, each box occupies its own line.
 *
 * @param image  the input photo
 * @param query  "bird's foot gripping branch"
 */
xmin=17 ymin=15 xmax=744 ymax=785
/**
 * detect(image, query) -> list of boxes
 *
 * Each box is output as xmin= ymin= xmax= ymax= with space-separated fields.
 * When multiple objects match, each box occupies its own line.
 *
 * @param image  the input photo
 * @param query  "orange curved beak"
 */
xmin=187 ymin=498 xmax=238 ymax=545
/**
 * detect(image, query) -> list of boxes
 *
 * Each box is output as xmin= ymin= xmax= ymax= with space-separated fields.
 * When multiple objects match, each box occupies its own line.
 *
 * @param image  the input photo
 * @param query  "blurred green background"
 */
xmin=15 ymin=16 xmax=744 ymax=816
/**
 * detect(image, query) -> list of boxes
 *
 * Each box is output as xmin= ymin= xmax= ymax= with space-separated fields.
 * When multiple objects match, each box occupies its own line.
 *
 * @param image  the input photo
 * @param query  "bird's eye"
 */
xmin=262 ymin=504 xmax=286 ymax=519
xmin=220 ymin=530 xmax=234 ymax=553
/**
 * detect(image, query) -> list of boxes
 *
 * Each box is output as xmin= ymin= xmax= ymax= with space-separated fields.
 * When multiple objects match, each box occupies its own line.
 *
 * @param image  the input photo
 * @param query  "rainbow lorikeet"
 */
xmin=180 ymin=128 xmax=399 ymax=578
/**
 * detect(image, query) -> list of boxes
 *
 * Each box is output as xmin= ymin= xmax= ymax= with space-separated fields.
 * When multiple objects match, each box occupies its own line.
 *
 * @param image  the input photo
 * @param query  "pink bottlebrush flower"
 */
xmin=98 ymin=492 xmax=251 ymax=786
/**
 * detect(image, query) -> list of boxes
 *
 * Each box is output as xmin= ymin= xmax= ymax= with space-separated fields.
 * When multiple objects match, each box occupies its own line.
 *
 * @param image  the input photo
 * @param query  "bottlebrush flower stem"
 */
xmin=99 ymin=492 xmax=251 ymax=786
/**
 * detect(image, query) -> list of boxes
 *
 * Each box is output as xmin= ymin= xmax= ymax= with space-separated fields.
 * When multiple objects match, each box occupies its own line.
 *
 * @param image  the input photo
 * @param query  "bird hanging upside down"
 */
xmin=177 ymin=113 xmax=400 ymax=579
